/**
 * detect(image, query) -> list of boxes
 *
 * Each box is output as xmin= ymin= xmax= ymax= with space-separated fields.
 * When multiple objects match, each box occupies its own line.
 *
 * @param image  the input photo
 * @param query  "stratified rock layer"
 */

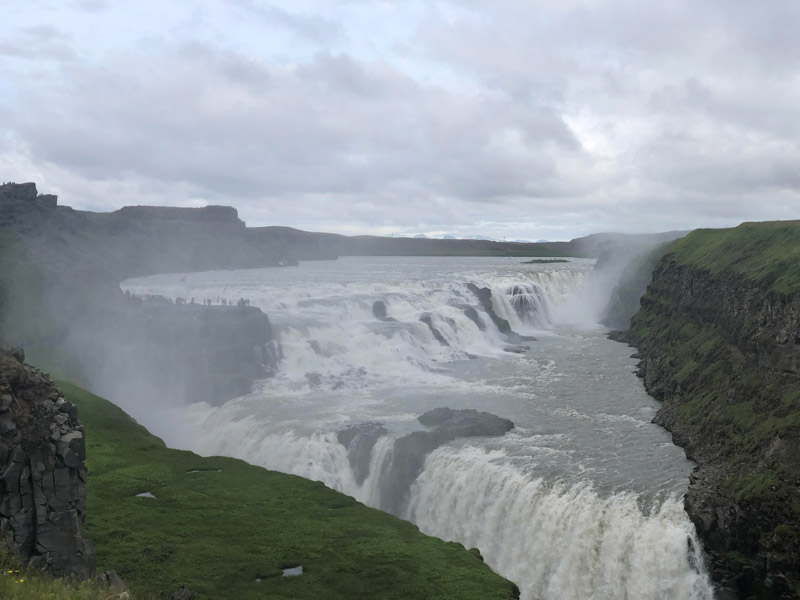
xmin=624 ymin=227 xmax=800 ymax=600
xmin=0 ymin=346 xmax=94 ymax=577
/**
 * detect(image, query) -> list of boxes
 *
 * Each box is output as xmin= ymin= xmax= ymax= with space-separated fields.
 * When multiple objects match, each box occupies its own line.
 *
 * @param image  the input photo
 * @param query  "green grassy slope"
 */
xmin=668 ymin=221 xmax=800 ymax=294
xmin=58 ymin=381 xmax=518 ymax=600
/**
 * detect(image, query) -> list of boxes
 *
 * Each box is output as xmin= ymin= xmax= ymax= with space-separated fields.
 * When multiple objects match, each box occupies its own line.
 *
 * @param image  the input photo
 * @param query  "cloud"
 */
xmin=1 ymin=1 xmax=799 ymax=240
xmin=10 ymin=41 xmax=586 ymax=204
xmin=0 ymin=26 xmax=77 ymax=62
xmin=231 ymin=0 xmax=344 ymax=44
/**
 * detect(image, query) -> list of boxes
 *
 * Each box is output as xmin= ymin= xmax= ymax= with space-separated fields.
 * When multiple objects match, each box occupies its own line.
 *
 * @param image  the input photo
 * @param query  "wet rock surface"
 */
xmin=467 ymin=283 xmax=535 ymax=344
xmin=419 ymin=314 xmax=450 ymax=346
xmin=337 ymin=422 xmax=388 ymax=485
xmin=337 ymin=408 xmax=514 ymax=515
xmin=0 ymin=346 xmax=94 ymax=578
xmin=346 ymin=408 xmax=515 ymax=516
xmin=372 ymin=300 xmax=388 ymax=320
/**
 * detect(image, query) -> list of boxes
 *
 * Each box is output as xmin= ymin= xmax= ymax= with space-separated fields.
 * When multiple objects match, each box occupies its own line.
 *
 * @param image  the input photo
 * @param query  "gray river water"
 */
xmin=123 ymin=256 xmax=714 ymax=600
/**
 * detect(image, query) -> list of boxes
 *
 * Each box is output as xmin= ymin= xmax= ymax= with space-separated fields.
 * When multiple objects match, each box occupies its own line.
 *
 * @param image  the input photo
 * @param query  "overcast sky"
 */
xmin=2 ymin=1 xmax=799 ymax=240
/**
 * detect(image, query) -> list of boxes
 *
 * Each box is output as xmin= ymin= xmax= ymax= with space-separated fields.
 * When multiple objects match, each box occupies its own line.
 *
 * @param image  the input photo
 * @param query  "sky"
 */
xmin=1 ymin=1 xmax=799 ymax=241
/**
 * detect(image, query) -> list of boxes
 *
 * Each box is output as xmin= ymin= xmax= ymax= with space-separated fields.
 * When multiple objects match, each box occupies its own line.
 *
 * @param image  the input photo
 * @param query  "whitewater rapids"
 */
xmin=123 ymin=256 xmax=715 ymax=600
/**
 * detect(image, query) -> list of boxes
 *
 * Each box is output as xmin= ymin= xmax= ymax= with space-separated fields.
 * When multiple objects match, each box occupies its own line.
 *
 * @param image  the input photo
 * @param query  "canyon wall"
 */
xmin=622 ymin=222 xmax=800 ymax=599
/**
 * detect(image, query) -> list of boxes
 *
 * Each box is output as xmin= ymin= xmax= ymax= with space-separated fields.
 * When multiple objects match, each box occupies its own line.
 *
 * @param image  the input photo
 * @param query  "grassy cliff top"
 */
xmin=666 ymin=221 xmax=800 ymax=294
xmin=57 ymin=381 xmax=518 ymax=600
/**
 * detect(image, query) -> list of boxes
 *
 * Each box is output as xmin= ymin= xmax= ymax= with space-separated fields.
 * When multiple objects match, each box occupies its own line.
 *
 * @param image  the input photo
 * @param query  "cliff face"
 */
xmin=624 ymin=223 xmax=800 ymax=599
xmin=69 ymin=298 xmax=279 ymax=407
xmin=0 ymin=183 xmax=281 ymax=408
xmin=0 ymin=346 xmax=94 ymax=577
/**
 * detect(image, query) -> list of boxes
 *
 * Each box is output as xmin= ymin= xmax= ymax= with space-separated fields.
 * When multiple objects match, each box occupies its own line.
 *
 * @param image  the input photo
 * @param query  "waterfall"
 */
xmin=161 ymin=406 xmax=713 ymax=600
xmin=124 ymin=267 xmax=590 ymax=397
xmin=407 ymin=447 xmax=713 ymax=600
xmin=122 ymin=258 xmax=715 ymax=600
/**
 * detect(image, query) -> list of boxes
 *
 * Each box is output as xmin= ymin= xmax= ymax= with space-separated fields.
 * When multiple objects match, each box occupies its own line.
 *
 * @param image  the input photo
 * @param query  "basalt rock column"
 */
xmin=0 ymin=346 xmax=94 ymax=578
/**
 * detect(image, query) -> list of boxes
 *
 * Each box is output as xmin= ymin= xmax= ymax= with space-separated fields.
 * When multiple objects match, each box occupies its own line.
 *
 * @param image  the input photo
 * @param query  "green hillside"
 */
xmin=57 ymin=381 xmax=518 ymax=600
xmin=668 ymin=221 xmax=800 ymax=294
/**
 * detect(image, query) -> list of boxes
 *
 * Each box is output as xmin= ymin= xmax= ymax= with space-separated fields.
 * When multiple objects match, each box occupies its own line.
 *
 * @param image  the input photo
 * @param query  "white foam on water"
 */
xmin=122 ymin=257 xmax=714 ymax=599
xmin=407 ymin=446 xmax=714 ymax=600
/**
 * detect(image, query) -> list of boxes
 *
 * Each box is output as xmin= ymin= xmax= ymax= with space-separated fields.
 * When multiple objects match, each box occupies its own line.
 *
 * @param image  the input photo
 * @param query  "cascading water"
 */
xmin=122 ymin=256 xmax=714 ymax=600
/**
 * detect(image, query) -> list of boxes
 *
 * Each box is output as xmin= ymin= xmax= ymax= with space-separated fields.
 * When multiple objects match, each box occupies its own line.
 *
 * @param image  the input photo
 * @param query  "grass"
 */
xmin=667 ymin=221 xmax=800 ymax=295
xmin=56 ymin=381 xmax=518 ymax=600
xmin=0 ymin=550 xmax=137 ymax=600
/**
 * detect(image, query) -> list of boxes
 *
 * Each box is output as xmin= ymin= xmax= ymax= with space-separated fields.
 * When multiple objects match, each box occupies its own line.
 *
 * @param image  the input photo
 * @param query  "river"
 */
xmin=123 ymin=256 xmax=714 ymax=600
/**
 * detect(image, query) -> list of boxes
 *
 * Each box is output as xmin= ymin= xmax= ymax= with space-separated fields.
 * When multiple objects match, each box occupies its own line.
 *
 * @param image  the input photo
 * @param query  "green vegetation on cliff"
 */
xmin=625 ymin=221 xmax=800 ymax=598
xmin=668 ymin=221 xmax=800 ymax=293
xmin=56 ymin=381 xmax=518 ymax=600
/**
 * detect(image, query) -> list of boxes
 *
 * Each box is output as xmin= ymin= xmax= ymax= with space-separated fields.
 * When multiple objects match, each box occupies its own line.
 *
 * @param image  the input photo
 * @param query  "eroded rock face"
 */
xmin=0 ymin=346 xmax=94 ymax=578
xmin=337 ymin=408 xmax=514 ymax=515
xmin=372 ymin=301 xmax=388 ymax=320
xmin=69 ymin=299 xmax=279 ymax=408
xmin=625 ymin=259 xmax=800 ymax=599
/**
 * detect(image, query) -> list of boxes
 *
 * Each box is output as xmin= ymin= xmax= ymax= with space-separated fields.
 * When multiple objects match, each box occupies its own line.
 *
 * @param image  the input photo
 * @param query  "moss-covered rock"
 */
xmin=623 ymin=222 xmax=800 ymax=599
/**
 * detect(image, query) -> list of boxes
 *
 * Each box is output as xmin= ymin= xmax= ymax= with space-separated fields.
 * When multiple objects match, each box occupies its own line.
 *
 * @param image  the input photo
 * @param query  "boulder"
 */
xmin=372 ymin=300 xmax=388 ymax=320
xmin=173 ymin=586 xmax=196 ymax=600
xmin=99 ymin=570 xmax=128 ymax=594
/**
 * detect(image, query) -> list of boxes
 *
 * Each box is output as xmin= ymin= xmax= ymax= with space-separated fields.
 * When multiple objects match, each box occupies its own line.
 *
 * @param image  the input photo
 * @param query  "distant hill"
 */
xmin=0 ymin=182 xmax=689 ymax=277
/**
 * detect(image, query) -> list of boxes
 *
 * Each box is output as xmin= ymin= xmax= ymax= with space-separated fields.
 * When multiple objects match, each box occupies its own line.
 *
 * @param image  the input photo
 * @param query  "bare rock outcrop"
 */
xmin=339 ymin=408 xmax=514 ymax=516
xmin=0 ymin=346 xmax=94 ymax=578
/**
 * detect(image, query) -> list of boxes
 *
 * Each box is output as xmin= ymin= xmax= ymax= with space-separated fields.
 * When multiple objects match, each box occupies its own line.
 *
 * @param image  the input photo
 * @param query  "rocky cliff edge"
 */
xmin=0 ymin=346 xmax=94 ymax=578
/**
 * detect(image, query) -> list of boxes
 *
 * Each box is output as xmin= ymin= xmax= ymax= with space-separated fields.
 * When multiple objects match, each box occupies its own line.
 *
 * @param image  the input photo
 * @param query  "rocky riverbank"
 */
xmin=620 ymin=223 xmax=800 ymax=599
